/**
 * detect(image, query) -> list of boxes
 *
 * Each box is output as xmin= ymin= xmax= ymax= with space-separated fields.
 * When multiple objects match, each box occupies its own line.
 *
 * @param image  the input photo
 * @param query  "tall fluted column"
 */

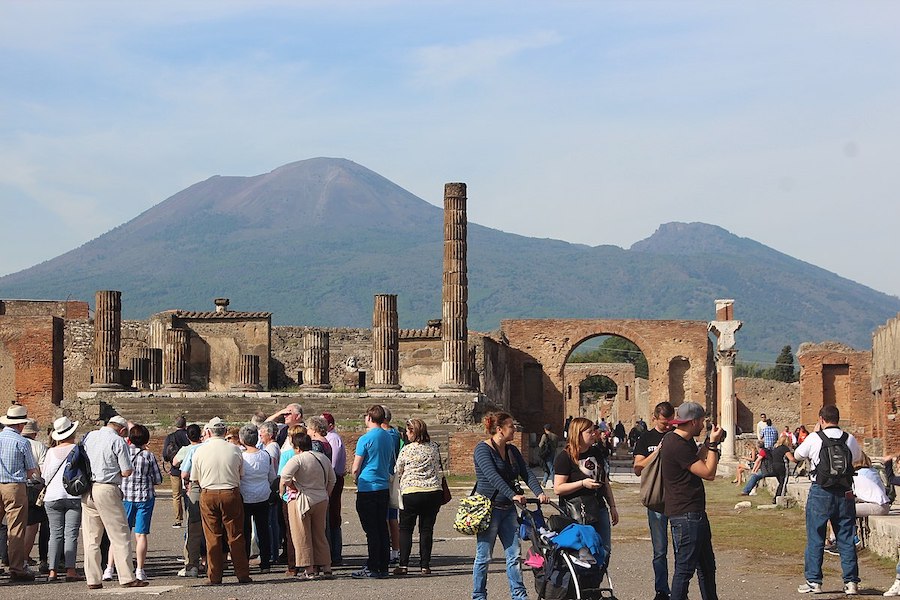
xmin=302 ymin=330 xmax=333 ymax=390
xmin=146 ymin=348 xmax=162 ymax=391
xmin=709 ymin=300 xmax=742 ymax=462
xmin=162 ymin=328 xmax=191 ymax=391
xmin=232 ymin=355 xmax=262 ymax=392
xmin=441 ymin=182 xmax=472 ymax=390
xmin=91 ymin=290 xmax=124 ymax=390
xmin=130 ymin=356 xmax=150 ymax=390
xmin=371 ymin=294 xmax=401 ymax=390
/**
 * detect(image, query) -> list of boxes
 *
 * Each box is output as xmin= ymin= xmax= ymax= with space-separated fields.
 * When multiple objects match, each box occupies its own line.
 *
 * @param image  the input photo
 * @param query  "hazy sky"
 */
xmin=2 ymin=1 xmax=899 ymax=298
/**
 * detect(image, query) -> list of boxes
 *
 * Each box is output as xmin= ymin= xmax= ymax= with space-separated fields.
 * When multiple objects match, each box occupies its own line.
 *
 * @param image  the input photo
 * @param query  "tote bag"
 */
xmin=639 ymin=443 xmax=665 ymax=514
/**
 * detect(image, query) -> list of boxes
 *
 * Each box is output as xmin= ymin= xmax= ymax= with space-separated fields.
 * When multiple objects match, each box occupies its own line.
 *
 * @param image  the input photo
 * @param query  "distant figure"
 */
xmin=614 ymin=421 xmax=627 ymax=448
xmin=537 ymin=424 xmax=559 ymax=486
xmin=756 ymin=413 xmax=768 ymax=441
xmin=563 ymin=415 xmax=573 ymax=440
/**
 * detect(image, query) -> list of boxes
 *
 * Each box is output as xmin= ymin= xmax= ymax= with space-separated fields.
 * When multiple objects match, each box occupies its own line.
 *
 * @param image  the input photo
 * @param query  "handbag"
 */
xmin=564 ymin=492 xmax=603 ymax=525
xmin=640 ymin=442 xmax=665 ymax=513
xmin=441 ymin=477 xmax=452 ymax=505
xmin=26 ymin=476 xmax=46 ymax=508
xmin=389 ymin=474 xmax=402 ymax=510
xmin=453 ymin=490 xmax=493 ymax=535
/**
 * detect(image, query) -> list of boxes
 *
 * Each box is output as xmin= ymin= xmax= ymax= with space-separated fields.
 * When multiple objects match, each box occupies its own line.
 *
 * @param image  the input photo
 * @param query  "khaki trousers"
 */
xmin=81 ymin=483 xmax=135 ymax=585
xmin=288 ymin=498 xmax=330 ymax=569
xmin=170 ymin=474 xmax=184 ymax=523
xmin=183 ymin=484 xmax=204 ymax=568
xmin=0 ymin=483 xmax=29 ymax=575
xmin=199 ymin=488 xmax=249 ymax=583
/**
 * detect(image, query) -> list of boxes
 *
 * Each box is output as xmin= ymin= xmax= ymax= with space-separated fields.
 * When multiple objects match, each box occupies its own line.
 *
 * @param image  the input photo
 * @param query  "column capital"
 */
xmin=708 ymin=320 xmax=742 ymax=352
xmin=716 ymin=348 xmax=738 ymax=367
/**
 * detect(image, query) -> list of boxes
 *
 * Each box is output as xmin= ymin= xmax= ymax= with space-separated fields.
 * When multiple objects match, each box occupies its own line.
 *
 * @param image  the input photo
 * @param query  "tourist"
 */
xmin=760 ymin=418 xmax=778 ymax=449
xmin=633 ymin=401 xmax=675 ymax=600
xmin=380 ymin=405 xmax=402 ymax=565
xmin=174 ymin=423 xmax=204 ymax=578
xmin=351 ymin=405 xmax=395 ymax=579
xmin=257 ymin=420 xmax=281 ymax=564
xmin=225 ymin=426 xmax=242 ymax=447
xmin=852 ymin=453 xmax=890 ymax=517
xmin=277 ymin=423 xmax=307 ymax=573
xmin=394 ymin=418 xmax=444 ymax=576
xmin=554 ymin=417 xmax=617 ymax=581
xmin=42 ymin=416 xmax=84 ymax=582
xmin=732 ymin=443 xmax=758 ymax=486
xmin=537 ymin=423 xmax=559 ymax=486
xmin=877 ymin=454 xmax=900 ymax=596
xmin=614 ymin=420 xmax=627 ymax=449
xmin=794 ymin=405 xmax=862 ymax=595
xmin=0 ymin=405 xmax=39 ymax=582
xmin=161 ymin=416 xmax=189 ymax=529
xmin=259 ymin=421 xmax=281 ymax=470
xmin=741 ymin=435 xmax=795 ymax=500
xmin=322 ymin=412 xmax=346 ymax=566
xmin=81 ymin=415 xmax=147 ymax=588
xmin=21 ymin=418 xmax=49 ymax=575
xmin=281 ymin=432 xmax=335 ymax=580
xmin=266 ymin=403 xmax=304 ymax=446
xmin=239 ymin=424 xmax=275 ymax=574
xmin=756 ymin=413 xmax=768 ymax=441
xmin=105 ymin=423 xmax=162 ymax=582
xmin=659 ymin=401 xmax=723 ymax=600
xmin=472 ymin=411 xmax=548 ymax=600
xmin=190 ymin=417 xmax=252 ymax=585
xmin=307 ymin=416 xmax=333 ymax=460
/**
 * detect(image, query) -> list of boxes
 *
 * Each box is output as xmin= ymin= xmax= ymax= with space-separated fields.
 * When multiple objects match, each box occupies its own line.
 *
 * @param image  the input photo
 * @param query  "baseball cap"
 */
xmin=205 ymin=416 xmax=225 ymax=430
xmin=669 ymin=402 xmax=707 ymax=425
xmin=108 ymin=415 xmax=128 ymax=427
xmin=321 ymin=412 xmax=335 ymax=427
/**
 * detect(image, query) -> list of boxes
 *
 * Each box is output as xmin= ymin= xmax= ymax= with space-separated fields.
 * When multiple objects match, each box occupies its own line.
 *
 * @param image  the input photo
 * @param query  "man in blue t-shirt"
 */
xmin=351 ymin=405 xmax=396 ymax=579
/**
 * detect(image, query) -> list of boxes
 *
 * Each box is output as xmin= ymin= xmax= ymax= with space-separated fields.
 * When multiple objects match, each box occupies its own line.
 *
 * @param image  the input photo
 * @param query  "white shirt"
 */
xmin=794 ymin=426 xmax=862 ymax=471
xmin=756 ymin=420 xmax=767 ymax=440
xmin=854 ymin=468 xmax=890 ymax=505
xmin=240 ymin=449 xmax=276 ymax=504
xmin=41 ymin=444 xmax=80 ymax=502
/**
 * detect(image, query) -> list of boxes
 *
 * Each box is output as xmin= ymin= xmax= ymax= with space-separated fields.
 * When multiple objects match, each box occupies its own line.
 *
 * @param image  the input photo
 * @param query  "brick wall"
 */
xmin=0 ymin=299 xmax=89 ymax=319
xmin=797 ymin=342 xmax=873 ymax=439
xmin=734 ymin=377 xmax=800 ymax=433
xmin=0 ymin=315 xmax=63 ymax=426
xmin=449 ymin=431 xmax=530 ymax=476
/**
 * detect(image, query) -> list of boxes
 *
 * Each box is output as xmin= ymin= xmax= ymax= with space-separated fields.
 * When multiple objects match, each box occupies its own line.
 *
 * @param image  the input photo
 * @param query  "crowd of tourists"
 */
xmin=5 ymin=399 xmax=900 ymax=597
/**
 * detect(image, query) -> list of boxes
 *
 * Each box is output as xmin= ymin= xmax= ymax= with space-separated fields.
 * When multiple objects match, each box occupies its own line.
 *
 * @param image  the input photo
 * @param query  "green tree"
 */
xmin=569 ymin=336 xmax=649 ymax=378
xmin=773 ymin=345 xmax=798 ymax=382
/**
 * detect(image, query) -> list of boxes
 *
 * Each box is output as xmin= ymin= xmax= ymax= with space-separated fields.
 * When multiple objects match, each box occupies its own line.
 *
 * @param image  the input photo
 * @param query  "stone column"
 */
xmin=130 ymin=356 xmax=149 ymax=390
xmin=371 ymin=294 xmax=400 ymax=390
xmin=302 ymin=330 xmax=333 ymax=390
xmin=441 ymin=182 xmax=472 ymax=390
xmin=709 ymin=299 xmax=742 ymax=462
xmin=162 ymin=328 xmax=191 ymax=391
xmin=91 ymin=290 xmax=124 ymax=391
xmin=232 ymin=355 xmax=262 ymax=392
xmin=145 ymin=348 xmax=162 ymax=391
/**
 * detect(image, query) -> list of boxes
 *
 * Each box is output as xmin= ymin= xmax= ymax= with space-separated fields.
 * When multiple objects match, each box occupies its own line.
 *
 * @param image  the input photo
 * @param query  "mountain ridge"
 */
xmin=1 ymin=157 xmax=897 ymax=360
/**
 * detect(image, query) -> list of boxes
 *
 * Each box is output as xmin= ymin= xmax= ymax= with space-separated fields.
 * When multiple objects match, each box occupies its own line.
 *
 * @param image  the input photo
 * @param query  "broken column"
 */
xmin=232 ymin=354 xmax=262 ymax=392
xmin=440 ymin=182 xmax=472 ymax=390
xmin=371 ymin=294 xmax=400 ymax=390
xmin=708 ymin=299 xmax=742 ymax=461
xmin=91 ymin=290 xmax=124 ymax=391
xmin=302 ymin=330 xmax=333 ymax=390
xmin=162 ymin=328 xmax=191 ymax=391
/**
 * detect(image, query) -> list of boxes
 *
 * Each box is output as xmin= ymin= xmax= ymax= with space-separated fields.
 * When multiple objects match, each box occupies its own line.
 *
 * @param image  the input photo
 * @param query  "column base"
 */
xmin=230 ymin=384 xmax=263 ymax=392
xmin=160 ymin=384 xmax=192 ymax=393
xmin=90 ymin=383 xmax=124 ymax=391
xmin=300 ymin=384 xmax=333 ymax=391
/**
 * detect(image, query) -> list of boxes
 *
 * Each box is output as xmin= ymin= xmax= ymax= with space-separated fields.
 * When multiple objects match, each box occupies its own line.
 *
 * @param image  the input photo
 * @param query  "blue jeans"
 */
xmin=472 ymin=505 xmax=526 ymax=600
xmin=670 ymin=512 xmax=717 ymax=600
xmin=541 ymin=459 xmax=554 ymax=486
xmin=591 ymin=507 xmax=612 ymax=578
xmin=742 ymin=472 xmax=767 ymax=494
xmin=45 ymin=498 xmax=82 ymax=571
xmin=648 ymin=509 xmax=670 ymax=595
xmin=804 ymin=484 xmax=859 ymax=584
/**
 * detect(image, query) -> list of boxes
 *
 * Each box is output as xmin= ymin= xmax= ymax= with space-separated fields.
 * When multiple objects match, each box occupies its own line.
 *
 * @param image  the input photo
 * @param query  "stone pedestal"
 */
xmin=232 ymin=354 xmax=262 ymax=392
xmin=301 ymin=330 xmax=332 ymax=390
xmin=371 ymin=294 xmax=401 ymax=390
xmin=91 ymin=290 xmax=124 ymax=391
xmin=162 ymin=328 xmax=191 ymax=391
xmin=441 ymin=182 xmax=472 ymax=391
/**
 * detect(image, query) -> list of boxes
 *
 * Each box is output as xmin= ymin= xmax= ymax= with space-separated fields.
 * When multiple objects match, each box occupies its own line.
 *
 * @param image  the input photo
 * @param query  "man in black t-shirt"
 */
xmin=633 ymin=402 xmax=675 ymax=600
xmin=659 ymin=401 xmax=723 ymax=600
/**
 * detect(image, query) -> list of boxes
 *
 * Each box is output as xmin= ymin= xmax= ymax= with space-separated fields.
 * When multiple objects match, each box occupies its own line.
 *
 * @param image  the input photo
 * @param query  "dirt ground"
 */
xmin=1 ymin=478 xmax=896 ymax=599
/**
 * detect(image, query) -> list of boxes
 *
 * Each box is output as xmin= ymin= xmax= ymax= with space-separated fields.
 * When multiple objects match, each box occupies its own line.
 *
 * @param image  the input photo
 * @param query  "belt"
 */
xmin=200 ymin=487 xmax=239 ymax=492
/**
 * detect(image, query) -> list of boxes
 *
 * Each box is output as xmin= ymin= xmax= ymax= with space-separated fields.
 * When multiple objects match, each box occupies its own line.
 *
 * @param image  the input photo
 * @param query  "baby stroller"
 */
xmin=518 ymin=499 xmax=616 ymax=600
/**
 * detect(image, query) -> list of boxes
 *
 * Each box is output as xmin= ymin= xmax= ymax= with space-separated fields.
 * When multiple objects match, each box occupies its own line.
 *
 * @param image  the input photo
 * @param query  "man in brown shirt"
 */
xmin=190 ymin=417 xmax=251 ymax=585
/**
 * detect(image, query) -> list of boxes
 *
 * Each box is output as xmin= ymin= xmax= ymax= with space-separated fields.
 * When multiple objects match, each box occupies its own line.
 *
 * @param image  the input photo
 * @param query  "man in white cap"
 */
xmin=81 ymin=415 xmax=148 ymax=589
xmin=659 ymin=401 xmax=724 ymax=600
xmin=190 ymin=417 xmax=251 ymax=585
xmin=0 ymin=404 xmax=39 ymax=582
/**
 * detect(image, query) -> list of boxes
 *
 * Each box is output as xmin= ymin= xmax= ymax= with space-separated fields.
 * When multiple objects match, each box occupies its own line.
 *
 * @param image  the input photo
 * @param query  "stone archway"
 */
xmin=564 ymin=362 xmax=636 ymax=425
xmin=501 ymin=318 xmax=714 ymax=433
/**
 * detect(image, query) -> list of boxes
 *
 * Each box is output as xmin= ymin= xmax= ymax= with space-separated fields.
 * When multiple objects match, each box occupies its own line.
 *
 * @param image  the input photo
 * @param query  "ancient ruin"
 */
xmin=371 ymin=294 xmax=401 ymax=390
xmin=90 ymin=290 xmax=124 ymax=391
xmin=440 ymin=182 xmax=472 ymax=391
xmin=708 ymin=299 xmax=742 ymax=460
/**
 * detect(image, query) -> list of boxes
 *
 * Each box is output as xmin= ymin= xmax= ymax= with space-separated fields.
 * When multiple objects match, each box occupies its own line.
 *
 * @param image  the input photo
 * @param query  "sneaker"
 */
xmin=825 ymin=543 xmax=839 ymax=556
xmin=854 ymin=535 xmax=862 ymax=549
xmin=845 ymin=581 xmax=859 ymax=595
xmin=351 ymin=567 xmax=379 ymax=579
xmin=177 ymin=566 xmax=199 ymax=578
xmin=884 ymin=578 xmax=900 ymax=596
xmin=171 ymin=522 xmax=183 ymax=529
xmin=749 ymin=488 xmax=758 ymax=496
xmin=39 ymin=562 xmax=50 ymax=575
xmin=798 ymin=581 xmax=823 ymax=594
xmin=102 ymin=567 xmax=115 ymax=582
xmin=389 ymin=550 xmax=400 ymax=565
xmin=135 ymin=568 xmax=148 ymax=581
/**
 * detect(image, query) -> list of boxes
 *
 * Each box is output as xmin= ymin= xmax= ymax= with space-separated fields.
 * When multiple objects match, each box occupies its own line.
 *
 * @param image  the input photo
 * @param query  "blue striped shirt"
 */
xmin=0 ymin=427 xmax=37 ymax=483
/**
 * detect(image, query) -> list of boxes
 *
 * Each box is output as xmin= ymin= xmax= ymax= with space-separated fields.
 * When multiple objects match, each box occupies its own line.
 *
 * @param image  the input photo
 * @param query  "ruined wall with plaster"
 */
xmin=0 ymin=316 xmax=63 ymax=424
xmin=734 ymin=377 xmax=800 ymax=433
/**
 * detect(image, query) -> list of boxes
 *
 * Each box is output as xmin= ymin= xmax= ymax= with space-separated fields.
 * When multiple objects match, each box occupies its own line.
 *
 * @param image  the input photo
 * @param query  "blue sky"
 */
xmin=1 ymin=1 xmax=899 ymax=299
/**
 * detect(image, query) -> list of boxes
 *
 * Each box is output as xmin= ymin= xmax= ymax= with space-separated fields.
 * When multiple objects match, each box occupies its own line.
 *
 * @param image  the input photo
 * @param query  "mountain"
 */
xmin=1 ymin=157 xmax=898 ymax=360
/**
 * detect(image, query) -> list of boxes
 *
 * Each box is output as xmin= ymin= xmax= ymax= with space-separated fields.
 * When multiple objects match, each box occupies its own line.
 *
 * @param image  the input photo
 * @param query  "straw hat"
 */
xmin=51 ymin=416 xmax=79 ymax=441
xmin=0 ymin=404 xmax=29 ymax=426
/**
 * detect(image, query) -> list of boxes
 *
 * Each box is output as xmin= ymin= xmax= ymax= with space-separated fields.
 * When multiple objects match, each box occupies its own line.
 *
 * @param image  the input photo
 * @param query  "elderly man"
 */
xmin=175 ymin=423 xmax=205 ymax=578
xmin=190 ymin=417 xmax=252 ymax=585
xmin=322 ymin=412 xmax=346 ymax=565
xmin=0 ymin=405 xmax=39 ymax=582
xmin=266 ymin=403 xmax=304 ymax=447
xmin=82 ymin=415 xmax=148 ymax=589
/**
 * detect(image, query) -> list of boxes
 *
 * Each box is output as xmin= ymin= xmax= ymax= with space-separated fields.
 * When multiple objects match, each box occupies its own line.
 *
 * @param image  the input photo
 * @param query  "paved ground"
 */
xmin=1 ymin=478 xmax=897 ymax=599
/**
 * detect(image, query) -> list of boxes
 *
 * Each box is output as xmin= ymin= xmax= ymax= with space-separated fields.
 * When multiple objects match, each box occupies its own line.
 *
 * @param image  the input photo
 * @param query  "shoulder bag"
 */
xmin=639 ymin=441 xmax=665 ymax=513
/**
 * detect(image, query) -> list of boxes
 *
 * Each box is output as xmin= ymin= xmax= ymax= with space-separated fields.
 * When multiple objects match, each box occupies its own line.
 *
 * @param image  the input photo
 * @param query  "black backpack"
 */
xmin=62 ymin=434 xmax=92 ymax=496
xmin=814 ymin=430 xmax=854 ymax=490
xmin=162 ymin=433 xmax=180 ymax=465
